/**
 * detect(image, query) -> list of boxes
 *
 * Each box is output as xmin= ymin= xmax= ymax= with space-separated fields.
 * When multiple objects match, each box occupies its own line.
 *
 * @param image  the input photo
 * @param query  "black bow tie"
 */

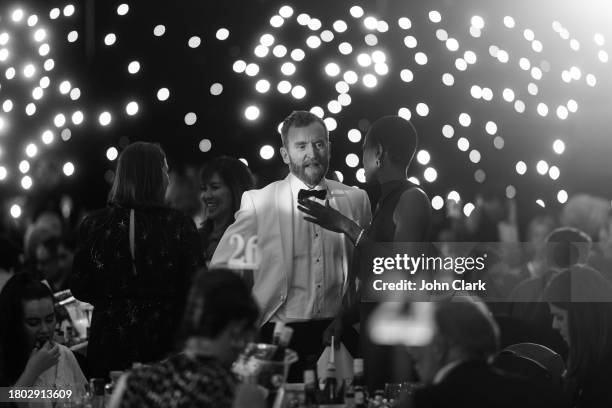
xmin=298 ymin=189 xmax=327 ymax=200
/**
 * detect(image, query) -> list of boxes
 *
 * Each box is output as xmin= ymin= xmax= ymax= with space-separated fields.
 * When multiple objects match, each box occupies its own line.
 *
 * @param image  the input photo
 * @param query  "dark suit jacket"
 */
xmin=409 ymin=360 xmax=563 ymax=408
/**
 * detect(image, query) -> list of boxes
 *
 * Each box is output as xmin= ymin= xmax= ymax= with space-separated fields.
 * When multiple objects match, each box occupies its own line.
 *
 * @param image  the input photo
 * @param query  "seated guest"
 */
xmin=21 ymin=227 xmax=78 ymax=350
xmin=70 ymin=142 xmax=204 ymax=378
xmin=510 ymin=227 xmax=591 ymax=301
xmin=0 ymin=274 xmax=86 ymax=398
xmin=199 ymin=156 xmax=254 ymax=264
xmin=544 ymin=265 xmax=612 ymax=408
xmin=109 ymin=269 xmax=263 ymax=408
xmin=405 ymin=299 xmax=561 ymax=408
xmin=507 ymin=227 xmax=591 ymax=356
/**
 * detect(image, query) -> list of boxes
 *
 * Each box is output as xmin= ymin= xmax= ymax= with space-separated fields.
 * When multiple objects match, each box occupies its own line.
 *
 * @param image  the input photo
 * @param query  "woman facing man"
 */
xmin=298 ymin=116 xmax=432 ymax=389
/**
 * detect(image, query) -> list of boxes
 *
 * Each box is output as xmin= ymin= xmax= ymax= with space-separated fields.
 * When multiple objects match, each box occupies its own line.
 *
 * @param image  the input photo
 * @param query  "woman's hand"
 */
xmin=25 ymin=341 xmax=60 ymax=377
xmin=298 ymin=198 xmax=357 ymax=237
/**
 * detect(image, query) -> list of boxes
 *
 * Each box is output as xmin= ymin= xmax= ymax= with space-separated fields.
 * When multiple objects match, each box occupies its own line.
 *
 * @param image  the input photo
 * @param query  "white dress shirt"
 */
xmin=272 ymin=174 xmax=345 ymax=322
xmin=210 ymin=173 xmax=371 ymax=326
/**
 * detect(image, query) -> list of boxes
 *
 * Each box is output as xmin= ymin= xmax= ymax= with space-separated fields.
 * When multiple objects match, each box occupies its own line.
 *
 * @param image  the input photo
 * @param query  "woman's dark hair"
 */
xmin=543 ymin=265 xmax=612 ymax=383
xmin=364 ymin=115 xmax=418 ymax=174
xmin=179 ymin=269 xmax=259 ymax=343
xmin=200 ymin=156 xmax=254 ymax=217
xmin=108 ymin=142 xmax=168 ymax=207
xmin=0 ymin=274 xmax=55 ymax=386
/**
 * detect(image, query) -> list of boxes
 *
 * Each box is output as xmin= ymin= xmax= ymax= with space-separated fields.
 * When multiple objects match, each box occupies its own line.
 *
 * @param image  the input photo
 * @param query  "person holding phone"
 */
xmin=211 ymin=111 xmax=371 ymax=381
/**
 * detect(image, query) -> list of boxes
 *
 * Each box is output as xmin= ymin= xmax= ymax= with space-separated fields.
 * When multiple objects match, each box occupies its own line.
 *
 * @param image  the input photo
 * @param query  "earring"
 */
xmin=376 ymin=159 xmax=381 ymax=167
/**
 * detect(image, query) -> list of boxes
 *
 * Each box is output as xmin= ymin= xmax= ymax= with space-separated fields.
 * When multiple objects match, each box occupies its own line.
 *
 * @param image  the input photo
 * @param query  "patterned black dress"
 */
xmin=120 ymin=353 xmax=237 ymax=408
xmin=120 ymin=354 xmax=237 ymax=408
xmin=70 ymin=205 xmax=205 ymax=377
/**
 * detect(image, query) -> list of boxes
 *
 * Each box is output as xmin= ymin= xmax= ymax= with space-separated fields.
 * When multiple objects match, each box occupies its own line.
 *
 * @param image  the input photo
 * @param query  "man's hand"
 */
xmin=322 ymin=317 xmax=343 ymax=349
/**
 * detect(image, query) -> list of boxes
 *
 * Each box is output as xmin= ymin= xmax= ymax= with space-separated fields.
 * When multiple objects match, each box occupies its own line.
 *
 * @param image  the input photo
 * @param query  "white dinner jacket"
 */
xmin=210 ymin=174 xmax=371 ymax=326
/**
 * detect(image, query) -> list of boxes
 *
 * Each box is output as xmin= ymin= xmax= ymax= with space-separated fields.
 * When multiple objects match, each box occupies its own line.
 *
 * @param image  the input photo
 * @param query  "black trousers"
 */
xmin=258 ymin=319 xmax=333 ymax=383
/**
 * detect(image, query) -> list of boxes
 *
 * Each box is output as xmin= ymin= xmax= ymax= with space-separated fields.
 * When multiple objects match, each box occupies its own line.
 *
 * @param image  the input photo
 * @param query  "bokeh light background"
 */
xmin=0 ymin=0 xmax=611 ymax=224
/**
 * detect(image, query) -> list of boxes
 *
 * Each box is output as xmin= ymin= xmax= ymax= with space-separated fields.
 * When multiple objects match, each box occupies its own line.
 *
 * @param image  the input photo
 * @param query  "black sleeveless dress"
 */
xmin=359 ymin=180 xmax=430 ymax=390
xmin=368 ymin=180 xmax=428 ymax=242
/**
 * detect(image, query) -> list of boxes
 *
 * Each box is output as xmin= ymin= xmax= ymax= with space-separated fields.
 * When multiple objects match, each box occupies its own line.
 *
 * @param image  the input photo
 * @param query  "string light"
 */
xmin=3 ymin=4 xmax=606 ymax=216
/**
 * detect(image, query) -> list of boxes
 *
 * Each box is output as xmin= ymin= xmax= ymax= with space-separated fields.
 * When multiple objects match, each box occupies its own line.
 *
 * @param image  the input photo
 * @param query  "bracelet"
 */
xmin=354 ymin=228 xmax=365 ymax=247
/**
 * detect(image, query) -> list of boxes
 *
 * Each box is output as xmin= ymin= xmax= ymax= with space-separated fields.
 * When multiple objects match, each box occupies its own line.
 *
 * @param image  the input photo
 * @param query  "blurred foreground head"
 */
xmin=180 ymin=269 xmax=259 ymax=364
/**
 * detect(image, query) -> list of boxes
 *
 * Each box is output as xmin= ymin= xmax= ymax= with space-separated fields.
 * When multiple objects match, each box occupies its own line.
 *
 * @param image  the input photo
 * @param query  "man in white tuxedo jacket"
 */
xmin=211 ymin=111 xmax=370 ymax=378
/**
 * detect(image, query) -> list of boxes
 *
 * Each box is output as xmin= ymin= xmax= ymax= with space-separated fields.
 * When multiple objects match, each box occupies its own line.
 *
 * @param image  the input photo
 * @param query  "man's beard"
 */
xmin=288 ymin=157 xmax=329 ymax=186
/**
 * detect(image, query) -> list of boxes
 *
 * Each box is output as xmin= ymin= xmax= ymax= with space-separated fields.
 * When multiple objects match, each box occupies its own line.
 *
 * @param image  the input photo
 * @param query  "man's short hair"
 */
xmin=280 ymin=110 xmax=328 ymax=147
xmin=364 ymin=116 xmax=418 ymax=173
xmin=435 ymin=299 xmax=500 ymax=361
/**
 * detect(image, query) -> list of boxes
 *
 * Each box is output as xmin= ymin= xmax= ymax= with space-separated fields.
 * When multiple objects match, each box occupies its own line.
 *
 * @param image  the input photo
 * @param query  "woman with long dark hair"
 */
xmin=198 ymin=156 xmax=254 ymax=264
xmin=544 ymin=265 xmax=612 ymax=407
xmin=70 ymin=142 xmax=204 ymax=378
xmin=0 ymin=274 xmax=86 ymax=394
